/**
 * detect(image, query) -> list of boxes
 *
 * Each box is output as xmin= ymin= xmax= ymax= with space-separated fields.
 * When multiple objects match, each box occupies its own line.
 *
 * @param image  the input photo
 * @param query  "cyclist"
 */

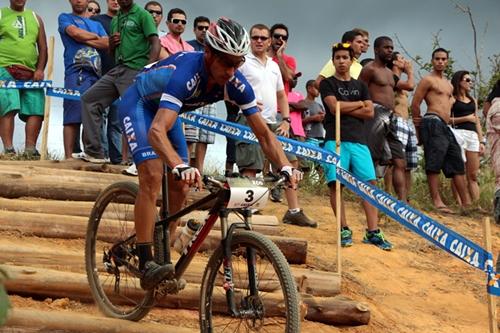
xmin=119 ymin=17 xmax=303 ymax=290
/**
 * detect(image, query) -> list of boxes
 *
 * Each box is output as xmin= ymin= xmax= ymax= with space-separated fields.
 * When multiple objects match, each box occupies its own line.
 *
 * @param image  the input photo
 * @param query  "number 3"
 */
xmin=244 ymin=190 xmax=254 ymax=202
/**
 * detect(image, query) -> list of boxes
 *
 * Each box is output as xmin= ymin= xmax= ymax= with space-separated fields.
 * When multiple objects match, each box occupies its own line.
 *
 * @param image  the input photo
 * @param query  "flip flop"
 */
xmin=435 ymin=206 xmax=455 ymax=215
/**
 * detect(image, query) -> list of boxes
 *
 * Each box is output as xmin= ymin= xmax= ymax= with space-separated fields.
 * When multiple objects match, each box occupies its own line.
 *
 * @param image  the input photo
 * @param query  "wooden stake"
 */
xmin=335 ymin=101 xmax=342 ymax=276
xmin=483 ymin=217 xmax=498 ymax=333
xmin=40 ymin=36 xmax=55 ymax=160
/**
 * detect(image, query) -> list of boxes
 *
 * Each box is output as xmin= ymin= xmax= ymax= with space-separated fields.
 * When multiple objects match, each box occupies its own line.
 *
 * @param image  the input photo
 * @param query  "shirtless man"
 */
xmin=359 ymin=36 xmax=407 ymax=202
xmin=411 ymin=48 xmax=471 ymax=213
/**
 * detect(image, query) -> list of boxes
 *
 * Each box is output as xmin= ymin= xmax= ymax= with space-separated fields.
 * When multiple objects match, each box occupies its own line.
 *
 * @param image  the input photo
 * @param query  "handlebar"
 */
xmin=202 ymin=174 xmax=287 ymax=191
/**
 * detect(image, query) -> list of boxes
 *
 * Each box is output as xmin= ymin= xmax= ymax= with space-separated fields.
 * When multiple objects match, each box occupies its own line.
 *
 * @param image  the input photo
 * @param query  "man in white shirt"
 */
xmin=236 ymin=23 xmax=316 ymax=228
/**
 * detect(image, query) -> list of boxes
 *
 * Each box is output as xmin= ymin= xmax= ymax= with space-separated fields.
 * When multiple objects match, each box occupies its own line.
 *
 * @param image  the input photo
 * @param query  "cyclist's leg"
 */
xmin=119 ymin=86 xmax=173 ymax=289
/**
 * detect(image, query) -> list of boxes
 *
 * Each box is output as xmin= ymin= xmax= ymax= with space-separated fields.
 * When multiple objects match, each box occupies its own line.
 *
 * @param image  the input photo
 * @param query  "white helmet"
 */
xmin=205 ymin=17 xmax=250 ymax=57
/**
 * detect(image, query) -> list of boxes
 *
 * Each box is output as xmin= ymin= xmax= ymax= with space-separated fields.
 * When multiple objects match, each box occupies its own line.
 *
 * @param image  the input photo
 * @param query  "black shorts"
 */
xmin=365 ymin=104 xmax=405 ymax=165
xmin=420 ymin=114 xmax=465 ymax=178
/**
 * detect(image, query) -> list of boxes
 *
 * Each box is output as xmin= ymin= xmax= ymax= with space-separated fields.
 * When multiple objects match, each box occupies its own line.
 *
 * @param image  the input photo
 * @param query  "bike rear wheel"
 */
xmin=200 ymin=231 xmax=300 ymax=332
xmin=85 ymin=181 xmax=154 ymax=321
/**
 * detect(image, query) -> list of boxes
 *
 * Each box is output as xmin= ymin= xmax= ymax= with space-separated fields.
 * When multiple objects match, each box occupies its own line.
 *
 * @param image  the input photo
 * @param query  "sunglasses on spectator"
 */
xmin=87 ymin=7 xmax=100 ymax=14
xmin=272 ymin=33 xmax=288 ymax=41
xmin=147 ymin=9 xmax=162 ymax=16
xmin=171 ymin=18 xmax=187 ymax=25
xmin=463 ymin=78 xmax=473 ymax=83
xmin=196 ymin=25 xmax=209 ymax=31
xmin=251 ymin=35 xmax=269 ymax=41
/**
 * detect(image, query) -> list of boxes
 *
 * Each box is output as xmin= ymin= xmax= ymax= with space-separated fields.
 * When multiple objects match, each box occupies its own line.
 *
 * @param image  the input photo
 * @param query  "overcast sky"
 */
xmin=2 ymin=0 xmax=499 ymax=159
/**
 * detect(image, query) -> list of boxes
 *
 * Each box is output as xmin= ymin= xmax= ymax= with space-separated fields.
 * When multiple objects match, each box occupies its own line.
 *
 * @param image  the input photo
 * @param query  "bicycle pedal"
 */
xmin=155 ymin=278 xmax=187 ymax=298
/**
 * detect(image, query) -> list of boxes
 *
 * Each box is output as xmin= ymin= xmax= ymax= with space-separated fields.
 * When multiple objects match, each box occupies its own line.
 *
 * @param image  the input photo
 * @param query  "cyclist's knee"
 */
xmin=138 ymin=161 xmax=163 ymax=194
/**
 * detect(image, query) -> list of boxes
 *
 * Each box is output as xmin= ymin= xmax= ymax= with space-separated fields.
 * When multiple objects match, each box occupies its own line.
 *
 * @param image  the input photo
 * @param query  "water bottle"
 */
xmin=173 ymin=219 xmax=200 ymax=254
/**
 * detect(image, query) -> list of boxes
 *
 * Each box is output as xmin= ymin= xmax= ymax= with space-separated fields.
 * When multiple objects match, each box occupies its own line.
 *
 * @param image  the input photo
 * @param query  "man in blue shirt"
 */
xmin=58 ymin=0 xmax=108 ymax=160
xmin=119 ymin=18 xmax=303 ymax=290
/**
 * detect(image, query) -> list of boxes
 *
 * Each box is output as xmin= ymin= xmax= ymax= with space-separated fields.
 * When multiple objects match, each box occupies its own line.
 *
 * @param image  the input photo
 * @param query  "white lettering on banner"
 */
xmin=421 ymin=222 xmax=448 ymax=246
xmin=358 ymin=181 xmax=376 ymax=201
xmin=0 ymin=80 xmax=17 ymax=88
xmin=280 ymin=141 xmax=293 ymax=152
xmin=375 ymin=193 xmax=397 ymax=214
xmin=243 ymin=130 xmax=257 ymax=142
xmin=122 ymin=116 xmax=138 ymax=151
xmin=198 ymin=117 xmax=217 ymax=129
xmin=340 ymin=170 xmax=357 ymax=188
xmin=23 ymin=81 xmax=51 ymax=89
xmin=450 ymin=240 xmax=480 ymax=268
xmin=296 ymin=145 xmax=322 ymax=161
xmin=182 ymin=113 xmax=196 ymax=122
xmin=220 ymin=123 xmax=242 ymax=137
xmin=325 ymin=154 xmax=338 ymax=165
xmin=396 ymin=207 xmax=421 ymax=228
xmin=51 ymin=87 xmax=80 ymax=97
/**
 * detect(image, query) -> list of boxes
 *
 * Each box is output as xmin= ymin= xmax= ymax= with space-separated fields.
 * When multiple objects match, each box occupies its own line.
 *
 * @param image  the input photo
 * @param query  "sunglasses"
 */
xmin=251 ymin=35 xmax=269 ymax=41
xmin=147 ymin=9 xmax=162 ymax=16
xmin=332 ymin=42 xmax=351 ymax=49
xmin=217 ymin=53 xmax=246 ymax=69
xmin=272 ymin=33 xmax=288 ymax=41
xmin=463 ymin=78 xmax=473 ymax=83
xmin=196 ymin=25 xmax=209 ymax=31
xmin=171 ymin=18 xmax=187 ymax=25
xmin=87 ymin=7 xmax=100 ymax=14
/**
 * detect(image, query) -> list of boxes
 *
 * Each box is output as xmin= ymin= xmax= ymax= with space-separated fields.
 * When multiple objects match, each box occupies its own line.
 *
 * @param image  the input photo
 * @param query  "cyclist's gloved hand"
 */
xmin=279 ymin=165 xmax=302 ymax=189
xmin=172 ymin=164 xmax=201 ymax=186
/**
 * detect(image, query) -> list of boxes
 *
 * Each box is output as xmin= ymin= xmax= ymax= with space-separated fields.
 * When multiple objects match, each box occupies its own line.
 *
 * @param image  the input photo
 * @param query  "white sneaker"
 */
xmin=81 ymin=153 xmax=108 ymax=164
xmin=122 ymin=163 xmax=138 ymax=176
xmin=71 ymin=152 xmax=86 ymax=159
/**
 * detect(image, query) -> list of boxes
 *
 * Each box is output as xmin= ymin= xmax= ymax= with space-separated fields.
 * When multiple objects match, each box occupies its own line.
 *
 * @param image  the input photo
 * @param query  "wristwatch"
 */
xmin=282 ymin=117 xmax=291 ymax=123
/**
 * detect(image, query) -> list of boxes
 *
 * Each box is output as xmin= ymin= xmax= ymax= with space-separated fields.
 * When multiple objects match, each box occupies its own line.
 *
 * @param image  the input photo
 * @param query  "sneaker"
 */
xmin=363 ymin=229 xmax=393 ymax=251
xmin=282 ymin=209 xmax=317 ymax=228
xmin=71 ymin=152 xmax=86 ymax=159
xmin=494 ymin=190 xmax=500 ymax=224
xmin=340 ymin=227 xmax=353 ymax=247
xmin=140 ymin=261 xmax=174 ymax=290
xmin=23 ymin=147 xmax=41 ymax=160
xmin=81 ymin=152 xmax=108 ymax=164
xmin=270 ymin=186 xmax=283 ymax=203
xmin=122 ymin=163 xmax=138 ymax=176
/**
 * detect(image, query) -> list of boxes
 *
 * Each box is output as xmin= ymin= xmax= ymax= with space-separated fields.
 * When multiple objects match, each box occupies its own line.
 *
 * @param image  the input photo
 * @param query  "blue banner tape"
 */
xmin=180 ymin=112 xmax=500 ymax=296
xmin=0 ymin=80 xmax=52 ymax=89
xmin=46 ymin=87 xmax=82 ymax=101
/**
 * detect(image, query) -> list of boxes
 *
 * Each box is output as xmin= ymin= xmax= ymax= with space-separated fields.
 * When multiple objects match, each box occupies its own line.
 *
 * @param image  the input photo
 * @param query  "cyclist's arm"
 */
xmin=148 ymin=108 xmax=184 ymax=168
xmin=246 ymin=112 xmax=291 ymax=169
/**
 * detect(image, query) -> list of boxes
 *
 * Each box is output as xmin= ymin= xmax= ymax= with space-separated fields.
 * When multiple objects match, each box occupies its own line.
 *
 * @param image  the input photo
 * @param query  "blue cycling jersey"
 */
xmin=134 ymin=51 xmax=258 ymax=116
xmin=119 ymin=51 xmax=259 ymax=166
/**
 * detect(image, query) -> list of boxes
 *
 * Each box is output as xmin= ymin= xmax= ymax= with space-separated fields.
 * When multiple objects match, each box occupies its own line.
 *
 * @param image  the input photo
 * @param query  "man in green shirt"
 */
xmin=81 ymin=0 xmax=160 ymax=163
xmin=0 ymin=0 xmax=47 ymax=157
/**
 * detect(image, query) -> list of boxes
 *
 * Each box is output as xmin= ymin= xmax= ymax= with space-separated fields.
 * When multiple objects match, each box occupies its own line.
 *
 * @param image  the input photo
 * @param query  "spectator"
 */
xmin=353 ymin=27 xmax=370 ymax=55
xmin=386 ymin=51 xmax=416 ymax=201
xmin=158 ymin=8 xmax=193 ymax=60
xmin=320 ymin=42 xmax=392 ymax=250
xmin=359 ymin=36 xmax=407 ymax=202
xmin=58 ymin=0 xmax=108 ymax=160
xmin=80 ymin=0 xmax=160 ymax=163
xmin=450 ymin=70 xmax=485 ymax=204
xmin=0 ymin=0 xmax=47 ymax=158
xmin=86 ymin=0 xmax=101 ymax=17
xmin=268 ymin=23 xmax=296 ymax=94
xmin=186 ymin=16 xmax=216 ymax=173
xmin=90 ymin=0 xmax=122 ymax=164
xmin=484 ymin=79 xmax=500 ymax=223
xmin=315 ymin=30 xmax=366 ymax=87
xmin=238 ymin=23 xmax=316 ymax=228
xmin=411 ymin=48 xmax=471 ymax=213
xmin=144 ymin=1 xmax=162 ymax=28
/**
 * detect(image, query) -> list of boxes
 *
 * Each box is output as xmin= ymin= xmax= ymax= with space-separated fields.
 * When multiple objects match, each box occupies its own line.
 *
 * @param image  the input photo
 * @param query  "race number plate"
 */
xmin=226 ymin=178 xmax=268 ymax=209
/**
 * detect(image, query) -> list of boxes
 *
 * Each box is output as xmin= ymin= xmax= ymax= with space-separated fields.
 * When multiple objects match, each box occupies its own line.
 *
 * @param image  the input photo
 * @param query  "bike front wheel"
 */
xmin=85 ymin=181 xmax=155 ymax=321
xmin=200 ymin=231 xmax=300 ymax=332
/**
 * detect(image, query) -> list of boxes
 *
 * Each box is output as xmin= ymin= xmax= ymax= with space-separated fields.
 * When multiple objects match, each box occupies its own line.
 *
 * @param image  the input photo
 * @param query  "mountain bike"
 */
xmin=85 ymin=173 xmax=300 ymax=332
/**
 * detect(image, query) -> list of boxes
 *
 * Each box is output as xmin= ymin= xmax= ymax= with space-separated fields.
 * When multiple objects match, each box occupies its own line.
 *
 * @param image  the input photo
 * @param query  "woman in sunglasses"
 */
xmin=86 ymin=0 xmax=101 ymax=17
xmin=450 ymin=70 xmax=485 ymax=203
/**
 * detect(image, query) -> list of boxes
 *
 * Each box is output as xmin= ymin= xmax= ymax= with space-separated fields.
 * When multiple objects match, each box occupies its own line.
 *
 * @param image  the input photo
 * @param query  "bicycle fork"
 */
xmin=220 ymin=209 xmax=260 ymax=318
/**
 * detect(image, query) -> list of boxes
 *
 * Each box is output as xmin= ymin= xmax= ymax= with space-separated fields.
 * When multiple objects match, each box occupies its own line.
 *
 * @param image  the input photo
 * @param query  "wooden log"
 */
xmin=5 ymin=308 xmax=197 ymax=333
xmin=0 ymin=241 xmax=338 ymax=296
xmin=0 ymin=159 xmax=125 ymax=174
xmin=0 ymin=211 xmax=306 ymax=264
xmin=3 ymin=265 xmax=362 ymax=325
xmin=301 ymin=294 xmax=370 ymax=326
